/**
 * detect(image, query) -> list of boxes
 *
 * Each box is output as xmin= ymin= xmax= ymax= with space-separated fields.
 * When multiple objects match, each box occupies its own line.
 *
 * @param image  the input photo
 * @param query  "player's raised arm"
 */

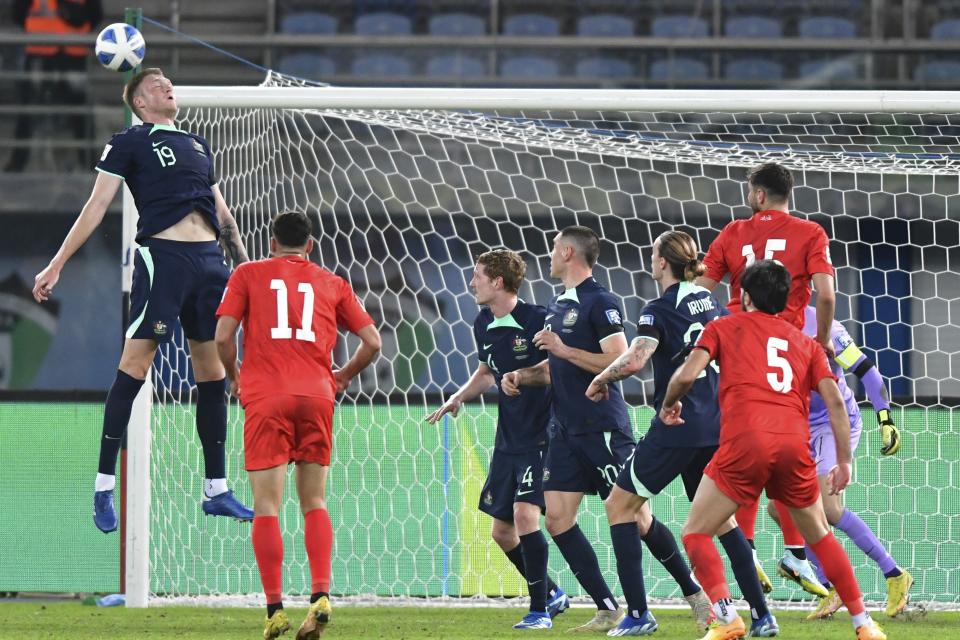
xmin=426 ymin=363 xmax=496 ymax=424
xmin=33 ymin=172 xmax=122 ymax=302
xmin=586 ymin=336 xmax=658 ymax=402
xmin=660 ymin=348 xmax=712 ymax=425
xmin=213 ymin=184 xmax=249 ymax=265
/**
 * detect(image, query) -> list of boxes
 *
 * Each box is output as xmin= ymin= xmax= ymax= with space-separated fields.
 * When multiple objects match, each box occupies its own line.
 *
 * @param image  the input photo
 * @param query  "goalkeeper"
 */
xmin=768 ymin=305 xmax=911 ymax=620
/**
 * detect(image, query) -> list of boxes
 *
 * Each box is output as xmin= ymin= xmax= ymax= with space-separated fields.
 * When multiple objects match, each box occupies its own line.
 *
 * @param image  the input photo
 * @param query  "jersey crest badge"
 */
xmin=542 ymin=467 xmax=550 ymax=482
xmin=562 ymin=309 xmax=578 ymax=326
xmin=605 ymin=309 xmax=622 ymax=325
xmin=638 ymin=314 xmax=654 ymax=326
xmin=191 ymin=139 xmax=206 ymax=155
xmin=512 ymin=336 xmax=528 ymax=353
xmin=483 ymin=491 xmax=493 ymax=506
xmin=152 ymin=320 xmax=168 ymax=337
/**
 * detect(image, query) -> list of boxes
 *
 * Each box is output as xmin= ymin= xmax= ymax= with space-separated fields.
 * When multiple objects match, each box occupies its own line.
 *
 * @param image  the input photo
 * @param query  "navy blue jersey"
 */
xmin=96 ymin=123 xmax=219 ymax=242
xmin=636 ymin=281 xmax=727 ymax=448
xmin=474 ymin=301 xmax=550 ymax=453
xmin=545 ymin=278 xmax=631 ymax=436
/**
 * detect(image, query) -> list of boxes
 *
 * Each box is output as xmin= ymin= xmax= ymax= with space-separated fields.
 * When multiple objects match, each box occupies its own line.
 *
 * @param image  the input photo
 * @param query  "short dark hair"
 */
xmin=747 ymin=162 xmax=793 ymax=202
xmin=123 ymin=67 xmax=164 ymax=120
xmin=740 ymin=259 xmax=791 ymax=314
xmin=271 ymin=211 xmax=313 ymax=248
xmin=476 ymin=249 xmax=526 ymax=294
xmin=558 ymin=225 xmax=600 ymax=267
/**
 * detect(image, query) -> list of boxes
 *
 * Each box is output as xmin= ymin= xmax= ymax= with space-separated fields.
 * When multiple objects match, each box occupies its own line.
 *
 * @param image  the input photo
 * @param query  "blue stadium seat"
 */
xmin=725 ymin=16 xmax=783 ymax=38
xmin=501 ymin=55 xmax=559 ymax=78
xmin=354 ymin=12 xmax=412 ymax=35
xmin=426 ymin=54 xmax=487 ymax=78
xmin=352 ymin=53 xmax=412 ymax=77
xmin=429 ymin=13 xmax=486 ymax=36
xmin=724 ymin=56 xmax=784 ymax=80
xmin=798 ymin=16 xmax=856 ymax=38
xmin=278 ymin=54 xmax=336 ymax=79
xmin=799 ymin=57 xmax=858 ymax=81
xmin=575 ymin=56 xmax=633 ymax=79
xmin=651 ymin=15 xmax=709 ymax=38
xmin=913 ymin=60 xmax=960 ymax=83
xmin=502 ymin=14 xmax=561 ymax=37
xmin=930 ymin=19 xmax=960 ymax=40
xmin=576 ymin=14 xmax=634 ymax=37
xmin=278 ymin=11 xmax=338 ymax=34
xmin=649 ymin=57 xmax=709 ymax=81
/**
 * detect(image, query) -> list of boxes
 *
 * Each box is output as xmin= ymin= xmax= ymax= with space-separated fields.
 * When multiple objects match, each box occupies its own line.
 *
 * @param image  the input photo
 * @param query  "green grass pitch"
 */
xmin=1 ymin=603 xmax=957 ymax=640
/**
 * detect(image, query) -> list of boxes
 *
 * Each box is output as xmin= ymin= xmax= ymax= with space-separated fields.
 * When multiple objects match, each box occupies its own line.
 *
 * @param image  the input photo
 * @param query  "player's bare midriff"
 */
xmin=152 ymin=209 xmax=217 ymax=242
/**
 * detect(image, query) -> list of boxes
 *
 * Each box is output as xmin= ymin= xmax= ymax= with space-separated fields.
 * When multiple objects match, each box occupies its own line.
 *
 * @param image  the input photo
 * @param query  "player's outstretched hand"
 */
xmin=585 ymin=376 xmax=609 ymax=402
xmin=227 ymin=379 xmax=240 ymax=399
xmin=332 ymin=368 xmax=350 ymax=393
xmin=533 ymin=328 xmax=568 ymax=358
xmin=878 ymin=409 xmax=901 ymax=456
xmin=33 ymin=264 xmax=61 ymax=302
xmin=501 ymin=371 xmax=522 ymax=397
xmin=826 ymin=462 xmax=852 ymax=495
xmin=659 ymin=401 xmax=684 ymax=426
xmin=426 ymin=396 xmax=462 ymax=424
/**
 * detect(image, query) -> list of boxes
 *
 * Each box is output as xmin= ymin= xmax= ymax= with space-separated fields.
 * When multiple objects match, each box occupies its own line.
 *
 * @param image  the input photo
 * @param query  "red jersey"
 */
xmin=695 ymin=311 xmax=836 ymax=442
xmin=216 ymin=255 xmax=373 ymax=404
xmin=703 ymin=210 xmax=833 ymax=329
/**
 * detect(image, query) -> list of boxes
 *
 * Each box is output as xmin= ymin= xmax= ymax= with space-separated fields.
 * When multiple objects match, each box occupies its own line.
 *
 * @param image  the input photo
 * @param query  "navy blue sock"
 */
xmin=196 ymin=378 xmax=227 ymax=481
xmin=641 ymin=517 xmax=700 ymax=597
xmin=610 ymin=522 xmax=648 ymax=617
xmin=519 ymin=532 xmax=550 ymax=613
xmin=553 ymin=524 xmax=617 ymax=610
xmin=97 ymin=370 xmax=145 ymax=475
xmin=719 ymin=527 xmax=770 ymax=621
xmin=505 ymin=542 xmax=560 ymax=600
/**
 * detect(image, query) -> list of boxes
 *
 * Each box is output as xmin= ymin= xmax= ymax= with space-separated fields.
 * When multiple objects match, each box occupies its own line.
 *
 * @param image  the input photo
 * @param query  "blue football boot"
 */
xmin=94 ymin=490 xmax=118 ymax=533
xmin=547 ymin=588 xmax=570 ymax=618
xmin=202 ymin=490 xmax=254 ymax=521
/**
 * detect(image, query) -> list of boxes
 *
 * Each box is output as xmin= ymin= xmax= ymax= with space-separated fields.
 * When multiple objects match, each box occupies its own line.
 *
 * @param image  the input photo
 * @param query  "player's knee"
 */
xmin=634 ymin=502 xmax=653 ymax=535
xmin=299 ymin=496 xmax=327 ymax=514
xmin=603 ymin=491 xmax=631 ymax=525
xmin=490 ymin=521 xmax=517 ymax=548
xmin=545 ymin=510 xmax=574 ymax=536
xmin=823 ymin=501 xmax=844 ymax=526
xmin=512 ymin=504 xmax=540 ymax=534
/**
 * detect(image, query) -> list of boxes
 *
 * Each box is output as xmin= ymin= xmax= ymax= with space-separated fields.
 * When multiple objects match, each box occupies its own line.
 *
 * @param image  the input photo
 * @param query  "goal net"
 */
xmin=139 ymin=74 xmax=960 ymax=608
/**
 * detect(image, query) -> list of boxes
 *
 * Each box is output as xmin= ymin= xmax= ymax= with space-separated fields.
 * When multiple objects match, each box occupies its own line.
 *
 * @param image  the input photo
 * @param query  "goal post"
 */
xmin=133 ymin=78 xmax=959 ymax=608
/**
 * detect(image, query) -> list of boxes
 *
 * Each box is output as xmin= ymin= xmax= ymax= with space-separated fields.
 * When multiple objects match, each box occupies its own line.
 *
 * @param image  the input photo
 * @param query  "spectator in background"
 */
xmin=7 ymin=0 xmax=102 ymax=172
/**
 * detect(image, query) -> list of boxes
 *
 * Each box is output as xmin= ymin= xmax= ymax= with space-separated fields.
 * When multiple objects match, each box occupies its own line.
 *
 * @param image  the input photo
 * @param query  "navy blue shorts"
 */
xmin=543 ymin=420 xmax=635 ymax=499
xmin=615 ymin=437 xmax=718 ymax=502
xmin=479 ymin=448 xmax=547 ymax=522
xmin=127 ymin=238 xmax=229 ymax=343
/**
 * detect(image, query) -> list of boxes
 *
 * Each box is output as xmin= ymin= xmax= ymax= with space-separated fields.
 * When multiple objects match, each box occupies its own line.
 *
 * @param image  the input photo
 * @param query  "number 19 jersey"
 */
xmin=703 ymin=209 xmax=834 ymax=329
xmin=216 ymin=255 xmax=374 ymax=404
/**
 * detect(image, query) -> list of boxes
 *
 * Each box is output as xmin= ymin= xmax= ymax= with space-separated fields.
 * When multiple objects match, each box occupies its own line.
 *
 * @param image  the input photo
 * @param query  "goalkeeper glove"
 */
xmin=878 ymin=409 xmax=901 ymax=456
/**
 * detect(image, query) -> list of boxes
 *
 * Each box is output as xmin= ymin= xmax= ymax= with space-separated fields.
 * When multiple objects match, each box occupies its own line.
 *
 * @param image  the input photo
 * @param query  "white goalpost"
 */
xmin=126 ymin=80 xmax=960 ymax=609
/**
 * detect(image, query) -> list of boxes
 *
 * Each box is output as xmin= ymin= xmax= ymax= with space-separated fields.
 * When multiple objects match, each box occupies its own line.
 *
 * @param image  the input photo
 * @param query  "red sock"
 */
xmin=304 ymin=508 xmax=333 ymax=594
xmin=682 ymin=533 xmax=731 ymax=603
xmin=773 ymin=500 xmax=805 ymax=548
xmin=810 ymin=532 xmax=864 ymax=616
xmin=252 ymin=515 xmax=284 ymax=603
xmin=736 ymin=499 xmax=760 ymax=541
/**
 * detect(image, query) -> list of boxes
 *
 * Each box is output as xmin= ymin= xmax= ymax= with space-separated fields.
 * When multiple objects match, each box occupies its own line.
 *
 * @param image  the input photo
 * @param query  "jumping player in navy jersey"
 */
xmin=426 ymin=250 xmax=569 ymax=629
xmin=503 ymin=226 xmax=710 ymax=635
xmin=32 ymin=68 xmax=253 ymax=533
xmin=587 ymin=231 xmax=778 ymax=638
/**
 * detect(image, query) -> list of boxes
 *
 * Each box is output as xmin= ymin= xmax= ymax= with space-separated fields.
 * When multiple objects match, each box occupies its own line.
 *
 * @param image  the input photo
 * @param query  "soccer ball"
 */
xmin=95 ymin=23 xmax=146 ymax=72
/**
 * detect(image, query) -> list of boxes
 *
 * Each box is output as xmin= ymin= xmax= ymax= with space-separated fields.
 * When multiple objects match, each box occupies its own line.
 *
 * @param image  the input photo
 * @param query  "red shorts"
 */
xmin=704 ymin=428 xmax=820 ymax=509
xmin=242 ymin=395 xmax=334 ymax=471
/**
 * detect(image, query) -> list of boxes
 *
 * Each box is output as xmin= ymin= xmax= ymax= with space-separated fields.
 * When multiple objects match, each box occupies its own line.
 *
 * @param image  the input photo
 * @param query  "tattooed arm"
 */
xmin=213 ymin=184 xmax=249 ymax=265
xmin=585 ymin=336 xmax=658 ymax=402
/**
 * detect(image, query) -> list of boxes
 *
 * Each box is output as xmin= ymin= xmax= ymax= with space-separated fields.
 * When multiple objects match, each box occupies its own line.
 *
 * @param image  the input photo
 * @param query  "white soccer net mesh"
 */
xmin=149 ymin=74 xmax=960 ymax=608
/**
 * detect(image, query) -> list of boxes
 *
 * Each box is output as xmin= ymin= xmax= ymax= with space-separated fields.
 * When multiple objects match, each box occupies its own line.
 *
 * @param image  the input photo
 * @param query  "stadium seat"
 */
xmin=930 ymin=19 xmax=960 ymax=40
xmin=724 ymin=16 xmax=783 ymax=38
xmin=797 ymin=16 xmax=856 ymax=38
xmin=278 ymin=11 xmax=338 ymax=34
xmin=500 ymin=55 xmax=559 ymax=78
xmin=575 ymin=56 xmax=633 ymax=79
xmin=352 ymin=53 xmax=412 ymax=77
xmin=502 ymin=14 xmax=561 ymax=37
xmin=429 ymin=13 xmax=486 ymax=36
xmin=575 ymin=14 xmax=635 ymax=37
xmin=724 ymin=56 xmax=784 ymax=81
xmin=913 ymin=59 xmax=960 ymax=83
xmin=650 ymin=15 xmax=710 ymax=38
xmin=354 ymin=12 xmax=412 ymax=35
xmin=649 ymin=57 xmax=710 ymax=81
xmin=426 ymin=54 xmax=487 ymax=78
xmin=277 ymin=53 xmax=336 ymax=79
xmin=799 ymin=57 xmax=858 ymax=81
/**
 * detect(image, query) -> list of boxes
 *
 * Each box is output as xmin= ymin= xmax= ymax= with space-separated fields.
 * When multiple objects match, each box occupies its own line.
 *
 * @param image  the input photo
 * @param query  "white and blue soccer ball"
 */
xmin=95 ymin=23 xmax=146 ymax=72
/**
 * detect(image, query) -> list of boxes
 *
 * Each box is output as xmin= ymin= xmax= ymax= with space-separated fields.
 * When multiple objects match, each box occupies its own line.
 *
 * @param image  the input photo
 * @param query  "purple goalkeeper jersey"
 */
xmin=804 ymin=306 xmax=864 ymax=429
